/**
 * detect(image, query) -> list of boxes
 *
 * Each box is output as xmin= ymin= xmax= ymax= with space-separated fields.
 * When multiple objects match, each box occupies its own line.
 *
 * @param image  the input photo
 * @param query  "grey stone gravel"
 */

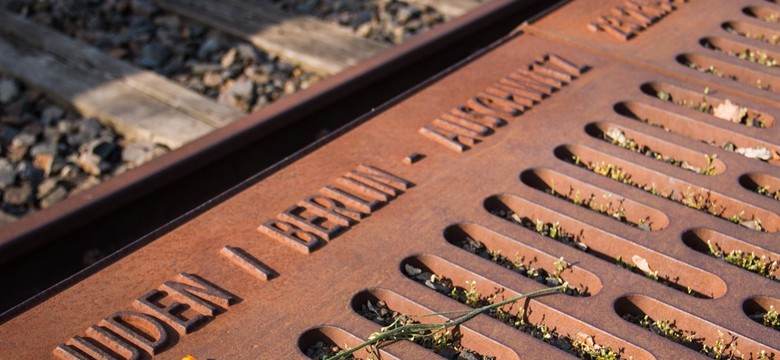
xmin=270 ymin=0 xmax=447 ymax=44
xmin=4 ymin=184 xmax=32 ymax=206
xmin=10 ymin=0 xmax=321 ymax=113
xmin=0 ymin=74 xmax=169 ymax=224
xmin=0 ymin=78 xmax=20 ymax=105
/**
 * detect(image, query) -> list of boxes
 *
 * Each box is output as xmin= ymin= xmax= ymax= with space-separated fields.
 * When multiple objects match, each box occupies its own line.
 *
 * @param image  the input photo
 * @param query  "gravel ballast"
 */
xmin=9 ymin=0 xmax=321 ymax=113
xmin=270 ymin=0 xmax=447 ymax=44
xmin=0 ymin=74 xmax=168 ymax=226
xmin=0 ymin=0 xmax=454 ymax=225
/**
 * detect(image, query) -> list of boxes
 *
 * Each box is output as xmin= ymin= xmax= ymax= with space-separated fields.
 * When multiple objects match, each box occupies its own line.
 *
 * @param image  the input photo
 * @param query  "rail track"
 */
xmin=0 ymin=0 xmax=555 ymax=317
xmin=3 ymin=0 xmax=779 ymax=359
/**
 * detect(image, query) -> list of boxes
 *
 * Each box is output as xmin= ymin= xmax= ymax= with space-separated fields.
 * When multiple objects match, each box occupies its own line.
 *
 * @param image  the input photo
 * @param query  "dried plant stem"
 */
xmin=325 ymin=283 xmax=568 ymax=360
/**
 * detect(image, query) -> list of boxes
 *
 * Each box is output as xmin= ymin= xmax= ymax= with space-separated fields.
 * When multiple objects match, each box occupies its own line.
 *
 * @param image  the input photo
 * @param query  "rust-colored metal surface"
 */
xmin=0 ymin=0 xmax=559 ymax=317
xmin=2 ymin=0 xmax=780 ymax=359
xmin=0 ymin=0 xmax=549 ymax=263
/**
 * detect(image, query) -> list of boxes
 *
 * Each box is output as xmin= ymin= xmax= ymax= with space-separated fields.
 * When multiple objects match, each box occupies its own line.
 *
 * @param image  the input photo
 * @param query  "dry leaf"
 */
xmin=606 ymin=127 xmax=627 ymax=145
xmin=631 ymin=255 xmax=653 ymax=274
xmin=713 ymin=99 xmax=743 ymax=123
xmin=735 ymin=147 xmax=773 ymax=160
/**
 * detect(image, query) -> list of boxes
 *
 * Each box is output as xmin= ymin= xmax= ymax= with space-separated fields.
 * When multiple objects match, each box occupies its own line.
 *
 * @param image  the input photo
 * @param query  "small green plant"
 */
xmin=687 ymin=62 xmax=732 ymax=79
xmin=307 ymin=341 xmax=353 ymax=360
xmin=702 ymin=155 xmax=719 ymax=176
xmin=589 ymin=161 xmax=634 ymax=184
xmin=655 ymin=89 xmax=767 ymax=127
xmin=603 ymin=127 xmax=719 ymax=175
xmin=684 ymin=61 xmax=770 ymax=90
xmin=707 ymin=241 xmax=778 ymax=280
xmin=571 ymin=158 xmax=768 ymax=232
xmin=624 ymin=315 xmax=747 ymax=359
xmin=736 ymin=48 xmax=778 ymax=67
xmin=328 ymin=282 xmax=566 ymax=360
xmin=616 ymin=254 xmax=704 ymax=296
xmin=456 ymin=236 xmax=587 ymax=296
xmin=757 ymin=185 xmax=780 ymax=201
xmin=491 ymin=209 xmax=587 ymax=251
xmin=548 ymin=183 xmax=645 ymax=229
xmin=633 ymin=115 xmax=773 ymax=161
xmin=357 ymin=298 xmax=493 ymax=358
xmin=399 ymin=266 xmax=624 ymax=360
xmin=492 ymin=208 xmax=705 ymax=297
xmin=761 ymin=305 xmax=780 ymax=330
xmin=725 ymin=25 xmax=780 ymax=45
xmin=615 ymin=256 xmax=636 ymax=271
xmin=572 ymin=334 xmax=622 ymax=360
xmin=704 ymin=39 xmax=779 ymax=67
xmin=701 ymin=331 xmax=743 ymax=359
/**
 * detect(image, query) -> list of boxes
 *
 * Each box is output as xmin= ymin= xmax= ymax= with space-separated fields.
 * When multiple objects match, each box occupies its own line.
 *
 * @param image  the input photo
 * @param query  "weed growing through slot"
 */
xmin=491 ymin=209 xmax=587 ymax=251
xmin=623 ymin=315 xmax=756 ymax=359
xmin=400 ymin=265 xmax=625 ymax=360
xmin=571 ymin=156 xmax=768 ymax=232
xmin=684 ymin=61 xmax=771 ymax=91
xmin=655 ymin=89 xmax=768 ymax=128
xmin=326 ymin=269 xmax=568 ymax=360
xmin=308 ymin=342 xmax=354 ymax=360
xmin=724 ymin=25 xmax=780 ymax=45
xmin=545 ymin=181 xmax=649 ymax=230
xmin=702 ymin=40 xmax=778 ymax=67
xmin=357 ymin=299 xmax=495 ymax=359
xmin=687 ymin=62 xmax=736 ymax=80
xmin=616 ymin=253 xmax=705 ymax=297
xmin=706 ymin=241 xmax=778 ymax=281
xmin=635 ymin=111 xmax=775 ymax=160
xmin=757 ymin=185 xmax=780 ymax=201
xmin=491 ymin=209 xmax=707 ymax=297
xmin=755 ymin=305 xmax=780 ymax=331
xmin=456 ymin=235 xmax=588 ymax=296
xmin=736 ymin=48 xmax=778 ymax=67
xmin=603 ymin=127 xmax=719 ymax=175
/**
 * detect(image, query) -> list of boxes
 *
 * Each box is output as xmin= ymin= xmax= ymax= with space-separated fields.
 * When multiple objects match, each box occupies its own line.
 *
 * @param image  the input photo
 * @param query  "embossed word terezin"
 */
xmin=419 ymin=53 xmax=582 ymax=152
xmin=587 ymin=0 xmax=685 ymax=41
xmin=258 ymin=164 xmax=412 ymax=254
xmin=54 ymin=273 xmax=236 ymax=359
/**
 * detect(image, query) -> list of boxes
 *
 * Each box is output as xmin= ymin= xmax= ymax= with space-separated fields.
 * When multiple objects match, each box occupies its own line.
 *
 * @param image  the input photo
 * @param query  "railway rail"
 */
xmin=0 ymin=0 xmax=554 ymax=319
xmin=1 ymin=0 xmax=780 ymax=359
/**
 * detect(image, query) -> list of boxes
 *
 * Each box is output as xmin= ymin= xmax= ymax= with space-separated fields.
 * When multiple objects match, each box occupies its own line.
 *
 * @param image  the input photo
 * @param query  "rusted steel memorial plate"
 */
xmin=2 ymin=0 xmax=779 ymax=358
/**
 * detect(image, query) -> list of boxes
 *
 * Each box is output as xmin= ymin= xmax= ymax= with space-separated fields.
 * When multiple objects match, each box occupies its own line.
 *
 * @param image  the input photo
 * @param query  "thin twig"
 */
xmin=324 ymin=283 xmax=567 ymax=360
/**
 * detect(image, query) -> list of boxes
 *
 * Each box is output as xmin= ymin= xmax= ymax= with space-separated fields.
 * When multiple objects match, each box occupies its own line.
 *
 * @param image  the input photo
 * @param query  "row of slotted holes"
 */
xmin=396 ymin=76 xmax=779 ymax=354
xmin=586 ymin=81 xmax=778 ymax=228
xmin=508 ymin=70 xmax=779 ymax=354
xmin=729 ymin=4 xmax=780 ymax=66
xmin=541 ymin=74 xmax=779 ymax=284
xmin=300 ymin=223 xmax=776 ymax=359
xmin=410 ymin=72 xmax=780 ymax=354
xmin=300 ymin=28 xmax=780 ymax=354
xmin=684 ymin=5 xmax=780 ymax=91
xmin=302 ymin=92 xmax=779 ymax=358
xmin=727 ymin=5 xmax=780 ymax=65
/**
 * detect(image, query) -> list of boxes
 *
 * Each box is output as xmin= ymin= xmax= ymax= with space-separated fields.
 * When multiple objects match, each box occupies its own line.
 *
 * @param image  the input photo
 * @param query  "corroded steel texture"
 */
xmin=0 ymin=0 xmax=549 ymax=264
xmin=2 ymin=0 xmax=779 ymax=359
